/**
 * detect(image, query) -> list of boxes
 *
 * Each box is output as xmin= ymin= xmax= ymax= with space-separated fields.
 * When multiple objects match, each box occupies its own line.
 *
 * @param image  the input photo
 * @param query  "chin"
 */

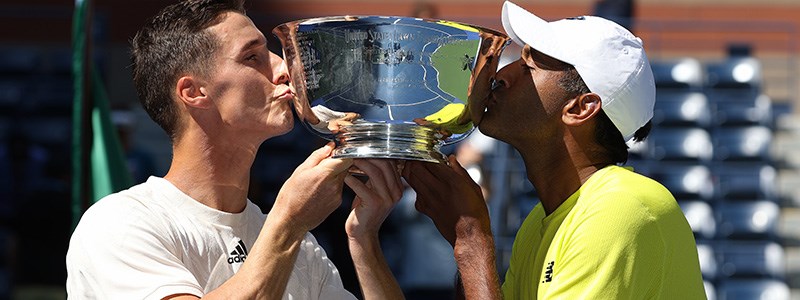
xmin=476 ymin=115 xmax=503 ymax=140
xmin=261 ymin=115 xmax=294 ymax=141
xmin=275 ymin=116 xmax=294 ymax=136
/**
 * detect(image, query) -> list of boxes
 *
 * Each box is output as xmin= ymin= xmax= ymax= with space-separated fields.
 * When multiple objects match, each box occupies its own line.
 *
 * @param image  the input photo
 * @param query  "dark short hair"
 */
xmin=558 ymin=66 xmax=651 ymax=164
xmin=131 ymin=0 xmax=245 ymax=140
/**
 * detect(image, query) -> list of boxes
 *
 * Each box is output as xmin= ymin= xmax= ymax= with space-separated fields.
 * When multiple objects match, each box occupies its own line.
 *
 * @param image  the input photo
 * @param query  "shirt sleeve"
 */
xmin=66 ymin=196 xmax=203 ymax=300
xmin=540 ymin=192 xmax=665 ymax=299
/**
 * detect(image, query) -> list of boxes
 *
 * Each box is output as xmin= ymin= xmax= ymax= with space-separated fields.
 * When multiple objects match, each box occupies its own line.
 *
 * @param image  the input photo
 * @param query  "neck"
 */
xmin=164 ymin=124 xmax=259 ymax=213
xmin=517 ymin=134 xmax=612 ymax=215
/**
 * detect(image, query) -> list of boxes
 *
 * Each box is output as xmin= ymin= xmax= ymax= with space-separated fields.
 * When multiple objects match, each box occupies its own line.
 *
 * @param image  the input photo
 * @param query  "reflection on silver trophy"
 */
xmin=273 ymin=16 xmax=508 ymax=163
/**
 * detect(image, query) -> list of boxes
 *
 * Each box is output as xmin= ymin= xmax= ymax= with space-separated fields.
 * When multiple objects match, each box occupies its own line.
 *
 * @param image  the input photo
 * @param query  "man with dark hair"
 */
xmin=402 ymin=1 xmax=705 ymax=299
xmin=66 ymin=0 xmax=404 ymax=299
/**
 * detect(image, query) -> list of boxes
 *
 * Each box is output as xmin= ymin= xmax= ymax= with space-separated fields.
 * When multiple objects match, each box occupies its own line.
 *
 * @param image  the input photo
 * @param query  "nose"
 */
xmin=269 ymin=51 xmax=290 ymax=85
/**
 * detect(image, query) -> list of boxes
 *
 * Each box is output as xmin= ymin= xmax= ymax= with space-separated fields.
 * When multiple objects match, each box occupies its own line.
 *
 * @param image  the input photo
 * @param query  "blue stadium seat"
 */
xmin=18 ymin=117 xmax=71 ymax=146
xmin=649 ymin=127 xmax=713 ymax=162
xmin=650 ymin=57 xmax=704 ymax=89
xmin=718 ymin=240 xmax=784 ymax=279
xmin=717 ymin=279 xmax=789 ymax=300
xmin=44 ymin=47 xmax=72 ymax=76
xmin=680 ymin=201 xmax=716 ymax=240
xmin=0 ymin=80 xmax=24 ymax=111
xmin=697 ymin=242 xmax=718 ymax=280
xmin=653 ymin=90 xmax=711 ymax=127
xmin=705 ymin=57 xmax=762 ymax=90
xmin=712 ymin=126 xmax=772 ymax=161
xmin=717 ymin=201 xmax=779 ymax=239
xmin=21 ymin=77 xmax=73 ymax=114
xmin=714 ymin=163 xmax=777 ymax=200
xmin=704 ymin=280 xmax=716 ymax=300
xmin=706 ymin=90 xmax=772 ymax=127
xmin=0 ymin=47 xmax=41 ymax=75
xmin=649 ymin=164 xmax=714 ymax=201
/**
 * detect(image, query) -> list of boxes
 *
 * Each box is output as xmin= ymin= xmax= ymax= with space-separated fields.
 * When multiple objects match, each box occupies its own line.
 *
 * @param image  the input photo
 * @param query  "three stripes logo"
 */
xmin=227 ymin=239 xmax=248 ymax=264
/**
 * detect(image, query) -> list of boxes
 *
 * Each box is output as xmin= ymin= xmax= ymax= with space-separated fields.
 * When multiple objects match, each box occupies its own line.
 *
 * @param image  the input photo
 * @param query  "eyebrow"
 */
xmin=237 ymin=37 xmax=266 ymax=55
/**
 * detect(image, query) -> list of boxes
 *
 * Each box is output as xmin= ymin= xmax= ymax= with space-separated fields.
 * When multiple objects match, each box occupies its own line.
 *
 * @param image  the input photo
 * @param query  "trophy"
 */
xmin=273 ymin=16 xmax=509 ymax=163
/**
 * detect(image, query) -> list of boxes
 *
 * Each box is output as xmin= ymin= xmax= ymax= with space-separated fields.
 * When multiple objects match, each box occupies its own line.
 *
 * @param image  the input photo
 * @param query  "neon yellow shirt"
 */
xmin=501 ymin=165 xmax=706 ymax=299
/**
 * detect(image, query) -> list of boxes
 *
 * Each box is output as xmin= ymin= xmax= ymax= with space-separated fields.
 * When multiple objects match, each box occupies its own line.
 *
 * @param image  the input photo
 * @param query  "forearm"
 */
xmin=204 ymin=213 xmax=305 ymax=299
xmin=453 ymin=222 xmax=502 ymax=300
xmin=349 ymin=235 xmax=404 ymax=300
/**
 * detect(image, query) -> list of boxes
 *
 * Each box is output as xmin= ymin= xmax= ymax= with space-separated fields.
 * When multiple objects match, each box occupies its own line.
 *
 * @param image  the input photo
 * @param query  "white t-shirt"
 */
xmin=66 ymin=176 xmax=354 ymax=300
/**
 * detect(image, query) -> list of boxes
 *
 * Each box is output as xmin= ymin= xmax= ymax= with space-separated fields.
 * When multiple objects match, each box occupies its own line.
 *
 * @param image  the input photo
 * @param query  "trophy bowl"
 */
xmin=273 ymin=16 xmax=508 ymax=163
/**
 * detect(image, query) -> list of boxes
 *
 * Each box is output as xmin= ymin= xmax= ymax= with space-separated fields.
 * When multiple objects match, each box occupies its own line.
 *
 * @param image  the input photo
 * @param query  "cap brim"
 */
xmin=501 ymin=1 xmax=572 ymax=65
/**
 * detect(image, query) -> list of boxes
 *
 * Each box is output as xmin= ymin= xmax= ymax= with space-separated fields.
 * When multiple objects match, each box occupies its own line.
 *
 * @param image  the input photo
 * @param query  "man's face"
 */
xmin=477 ymin=45 xmax=572 ymax=146
xmin=203 ymin=12 xmax=294 ymax=141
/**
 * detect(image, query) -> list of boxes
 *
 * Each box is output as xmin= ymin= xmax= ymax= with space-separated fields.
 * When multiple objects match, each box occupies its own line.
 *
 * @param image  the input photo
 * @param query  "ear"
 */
xmin=562 ymin=93 xmax=602 ymax=126
xmin=176 ymin=76 xmax=212 ymax=109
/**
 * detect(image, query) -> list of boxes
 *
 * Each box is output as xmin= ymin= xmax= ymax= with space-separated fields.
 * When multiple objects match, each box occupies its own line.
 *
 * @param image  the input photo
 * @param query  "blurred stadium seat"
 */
xmin=650 ymin=57 xmax=704 ymax=89
xmin=718 ymin=240 xmax=785 ymax=279
xmin=649 ymin=164 xmax=715 ymax=201
xmin=0 ymin=80 xmax=24 ymax=112
xmin=18 ymin=117 xmax=71 ymax=146
xmin=712 ymin=126 xmax=772 ymax=161
xmin=717 ymin=201 xmax=780 ymax=239
xmin=704 ymin=280 xmax=717 ymax=300
xmin=717 ymin=279 xmax=790 ymax=300
xmin=0 ymin=47 xmax=40 ymax=76
xmin=707 ymin=91 xmax=772 ymax=127
xmin=648 ymin=127 xmax=714 ymax=162
xmin=680 ymin=201 xmax=717 ymax=240
xmin=714 ymin=163 xmax=777 ymax=200
xmin=705 ymin=57 xmax=763 ymax=90
xmin=652 ymin=90 xmax=712 ymax=127
xmin=697 ymin=242 xmax=718 ymax=280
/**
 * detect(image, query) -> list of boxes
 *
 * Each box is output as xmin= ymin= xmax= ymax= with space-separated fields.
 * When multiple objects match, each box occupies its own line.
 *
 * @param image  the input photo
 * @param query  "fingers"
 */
xmin=342 ymin=112 xmax=360 ymax=121
xmin=353 ymin=159 xmax=403 ymax=202
xmin=402 ymin=161 xmax=441 ymax=203
xmin=327 ymin=119 xmax=353 ymax=132
xmin=344 ymin=174 xmax=370 ymax=201
xmin=488 ymin=35 xmax=509 ymax=57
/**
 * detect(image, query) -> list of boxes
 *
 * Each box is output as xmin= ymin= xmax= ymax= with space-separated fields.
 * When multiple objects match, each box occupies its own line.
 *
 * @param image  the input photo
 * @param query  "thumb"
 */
xmin=318 ymin=157 xmax=354 ymax=176
xmin=298 ymin=142 xmax=336 ymax=171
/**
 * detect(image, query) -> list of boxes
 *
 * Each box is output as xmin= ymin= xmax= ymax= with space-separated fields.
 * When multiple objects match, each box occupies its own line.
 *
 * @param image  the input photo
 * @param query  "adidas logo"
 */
xmin=227 ymin=239 xmax=248 ymax=264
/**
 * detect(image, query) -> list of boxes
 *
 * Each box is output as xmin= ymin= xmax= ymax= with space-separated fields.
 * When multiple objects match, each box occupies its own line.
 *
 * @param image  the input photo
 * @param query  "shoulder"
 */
xmin=70 ymin=180 xmax=177 ymax=254
xmin=77 ymin=181 xmax=171 ymax=229
xmin=561 ymin=167 xmax=694 ymax=247
xmin=579 ymin=166 xmax=678 ymax=219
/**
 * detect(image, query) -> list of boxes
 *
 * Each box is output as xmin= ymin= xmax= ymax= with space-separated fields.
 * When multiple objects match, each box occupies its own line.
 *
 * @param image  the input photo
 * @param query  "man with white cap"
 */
xmin=402 ymin=1 xmax=706 ymax=299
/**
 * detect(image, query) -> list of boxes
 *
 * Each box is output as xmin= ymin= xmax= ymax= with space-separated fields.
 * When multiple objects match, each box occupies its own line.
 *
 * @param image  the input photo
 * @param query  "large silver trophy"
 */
xmin=273 ymin=16 xmax=508 ymax=163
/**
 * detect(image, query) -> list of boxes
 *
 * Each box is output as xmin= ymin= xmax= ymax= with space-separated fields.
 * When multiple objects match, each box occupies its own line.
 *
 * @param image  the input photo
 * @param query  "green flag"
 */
xmin=71 ymin=0 xmax=133 ymax=229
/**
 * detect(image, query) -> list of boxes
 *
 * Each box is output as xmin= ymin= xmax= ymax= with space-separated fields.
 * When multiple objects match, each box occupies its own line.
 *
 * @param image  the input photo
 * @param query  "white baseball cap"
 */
xmin=501 ymin=1 xmax=655 ymax=141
